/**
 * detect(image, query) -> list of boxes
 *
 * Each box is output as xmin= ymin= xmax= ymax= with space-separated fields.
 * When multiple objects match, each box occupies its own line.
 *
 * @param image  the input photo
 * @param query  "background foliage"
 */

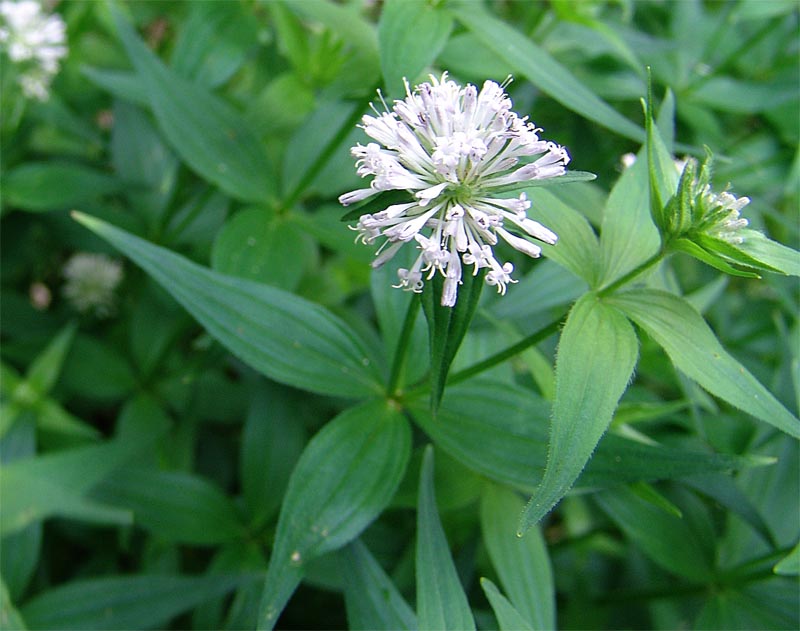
xmin=1 ymin=1 xmax=798 ymax=630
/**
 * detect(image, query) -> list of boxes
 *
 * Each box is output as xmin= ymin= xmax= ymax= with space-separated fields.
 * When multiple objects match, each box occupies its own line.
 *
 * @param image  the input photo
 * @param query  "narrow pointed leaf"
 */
xmin=416 ymin=446 xmax=476 ymax=631
xmin=73 ymin=213 xmax=383 ymax=398
xmin=111 ymin=6 xmax=273 ymax=203
xmin=773 ymin=542 xmax=800 ymax=576
xmin=480 ymin=578 xmax=534 ymax=631
xmin=409 ymin=380 xmax=767 ymax=493
xmin=379 ymin=0 xmax=453 ymax=92
xmin=727 ymin=229 xmax=800 ymax=277
xmin=452 ymin=5 xmax=644 ymax=142
xmin=609 ymin=288 xmax=800 ymax=438
xmin=257 ymin=400 xmax=411 ymax=629
xmin=0 ymin=433 xmax=161 ymax=535
xmin=481 ymin=484 xmax=554 ymax=630
xmin=25 ymin=322 xmax=77 ymax=396
xmin=595 ymin=485 xmax=715 ymax=581
xmin=521 ymin=294 xmax=638 ymax=532
xmin=670 ymin=238 xmax=761 ymax=278
xmin=20 ymin=574 xmax=253 ymax=631
xmin=339 ymin=539 xmax=417 ymax=631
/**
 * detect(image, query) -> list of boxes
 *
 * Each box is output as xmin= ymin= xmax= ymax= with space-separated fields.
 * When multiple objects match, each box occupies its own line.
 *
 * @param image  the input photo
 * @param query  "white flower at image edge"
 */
xmin=339 ymin=73 xmax=569 ymax=307
xmin=0 ymin=0 xmax=67 ymax=100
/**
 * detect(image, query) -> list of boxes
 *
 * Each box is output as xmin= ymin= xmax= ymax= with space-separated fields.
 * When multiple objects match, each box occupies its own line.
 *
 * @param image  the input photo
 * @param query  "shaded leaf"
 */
xmin=2 ymin=162 xmax=124 ymax=212
xmin=453 ymin=4 xmax=644 ymax=142
xmin=378 ymin=0 xmax=453 ymax=93
xmin=339 ymin=539 xmax=417 ymax=631
xmin=257 ymin=400 xmax=411 ymax=629
xmin=111 ymin=6 xmax=274 ymax=203
xmin=480 ymin=578 xmax=534 ymax=631
xmin=416 ymin=446 xmax=476 ymax=631
xmin=481 ymin=484 xmax=554 ymax=630
xmin=20 ymin=574 xmax=254 ymax=631
xmin=74 ymin=213 xmax=384 ymax=398
xmin=609 ymin=288 xmax=800 ymax=438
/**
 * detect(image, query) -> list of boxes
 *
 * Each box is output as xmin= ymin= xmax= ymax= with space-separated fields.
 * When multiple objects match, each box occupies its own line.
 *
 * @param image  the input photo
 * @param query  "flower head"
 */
xmin=62 ymin=253 xmax=123 ymax=318
xmin=0 ymin=0 xmax=67 ymax=100
xmin=693 ymin=185 xmax=750 ymax=245
xmin=340 ymin=73 xmax=568 ymax=306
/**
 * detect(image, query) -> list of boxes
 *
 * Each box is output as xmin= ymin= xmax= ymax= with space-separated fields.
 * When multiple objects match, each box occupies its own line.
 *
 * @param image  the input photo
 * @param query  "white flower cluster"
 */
xmin=0 ymin=0 xmax=67 ymax=100
xmin=340 ymin=73 xmax=569 ymax=307
xmin=697 ymin=186 xmax=750 ymax=245
xmin=62 ymin=253 xmax=123 ymax=318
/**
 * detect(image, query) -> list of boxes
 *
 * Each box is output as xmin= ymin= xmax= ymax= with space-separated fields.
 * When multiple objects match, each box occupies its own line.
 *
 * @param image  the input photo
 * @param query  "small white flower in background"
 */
xmin=340 ymin=72 xmax=569 ymax=307
xmin=62 ymin=253 xmax=123 ymax=318
xmin=0 ymin=0 xmax=67 ymax=100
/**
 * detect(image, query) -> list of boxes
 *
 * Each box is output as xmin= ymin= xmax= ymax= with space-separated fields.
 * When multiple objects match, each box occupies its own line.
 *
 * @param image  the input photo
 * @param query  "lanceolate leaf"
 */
xmin=339 ymin=539 xmax=417 ymax=631
xmin=111 ymin=6 xmax=274 ymax=203
xmin=20 ymin=574 xmax=254 ymax=631
xmin=416 ymin=446 xmax=476 ymax=631
xmin=481 ymin=484 xmax=554 ymax=630
xmin=452 ymin=5 xmax=644 ymax=143
xmin=480 ymin=578 xmax=534 ymax=631
xmin=378 ymin=0 xmax=453 ymax=93
xmin=609 ymin=288 xmax=800 ymax=439
xmin=257 ymin=400 xmax=411 ymax=630
xmin=409 ymin=380 xmax=767 ymax=493
xmin=520 ymin=294 xmax=639 ymax=532
xmin=73 ymin=213 xmax=384 ymax=398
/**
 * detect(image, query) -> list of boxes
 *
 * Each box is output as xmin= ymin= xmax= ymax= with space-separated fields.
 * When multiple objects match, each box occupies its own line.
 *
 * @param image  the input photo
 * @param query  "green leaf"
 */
xmin=92 ymin=469 xmax=245 ymax=546
xmin=774 ymin=542 xmax=800 ymax=576
xmin=170 ymin=1 xmax=258 ymax=88
xmin=378 ymin=0 xmax=453 ymax=93
xmin=452 ymin=5 xmax=644 ymax=143
xmin=609 ymin=288 xmax=800 ymax=438
xmin=2 ymin=162 xmax=124 ymax=212
xmin=524 ymin=188 xmax=601 ymax=286
xmin=480 ymin=484 xmax=554 ymax=630
xmin=211 ymin=207 xmax=315 ymax=291
xmin=338 ymin=539 xmax=417 ymax=631
xmin=735 ymin=229 xmax=800 ymax=277
xmin=111 ymin=6 xmax=274 ymax=203
xmin=257 ymin=399 xmax=411 ymax=629
xmin=1 ymin=577 xmax=27 ymax=631
xmin=241 ymin=382 xmax=305 ymax=528
xmin=73 ymin=212 xmax=384 ymax=398
xmin=25 ymin=322 xmax=77 ymax=396
xmin=416 ymin=446 xmax=476 ymax=631
xmin=20 ymin=574 xmax=253 ymax=631
xmin=598 ymin=92 xmax=676 ymax=286
xmin=595 ymin=485 xmax=715 ymax=581
xmin=81 ymin=67 xmax=148 ymax=106
xmin=480 ymin=578 xmax=534 ymax=631
xmin=421 ymin=269 xmax=484 ymax=412
xmin=284 ymin=0 xmax=380 ymax=93
xmin=409 ymin=380 xmax=765 ymax=493
xmin=670 ymin=238 xmax=761 ymax=278
xmin=0 ymin=433 xmax=161 ymax=535
xmin=111 ymin=101 xmax=177 ymax=227
xmin=520 ymin=294 xmax=638 ymax=532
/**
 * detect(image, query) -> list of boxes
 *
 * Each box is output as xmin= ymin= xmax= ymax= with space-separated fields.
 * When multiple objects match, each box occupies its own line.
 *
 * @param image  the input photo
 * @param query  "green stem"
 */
xmin=596 ymin=249 xmax=665 ymax=298
xmin=405 ymin=316 xmax=563 ymax=398
xmin=387 ymin=294 xmax=421 ymax=397
xmin=448 ymin=317 xmax=563 ymax=386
